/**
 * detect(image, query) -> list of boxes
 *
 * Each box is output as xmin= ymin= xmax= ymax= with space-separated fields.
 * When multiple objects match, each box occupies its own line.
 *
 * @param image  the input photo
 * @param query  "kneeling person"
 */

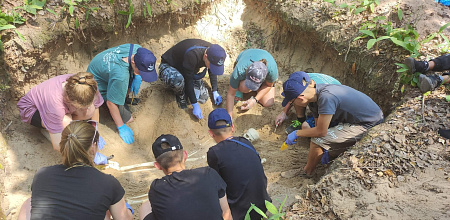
xmin=282 ymin=72 xmax=384 ymax=175
xmin=139 ymin=134 xmax=232 ymax=220
xmin=208 ymin=108 xmax=271 ymax=220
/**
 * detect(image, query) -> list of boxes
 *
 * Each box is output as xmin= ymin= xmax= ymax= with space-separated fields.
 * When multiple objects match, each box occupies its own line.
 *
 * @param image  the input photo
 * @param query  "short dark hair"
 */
xmin=210 ymin=120 xmax=232 ymax=136
xmin=155 ymin=143 xmax=184 ymax=170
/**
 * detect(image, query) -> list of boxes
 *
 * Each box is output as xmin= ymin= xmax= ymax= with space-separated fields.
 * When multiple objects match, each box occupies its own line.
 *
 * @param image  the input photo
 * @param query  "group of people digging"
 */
xmin=16 ymin=38 xmax=449 ymax=219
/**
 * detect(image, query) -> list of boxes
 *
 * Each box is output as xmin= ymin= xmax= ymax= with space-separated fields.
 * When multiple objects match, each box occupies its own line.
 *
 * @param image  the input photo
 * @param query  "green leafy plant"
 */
xmin=0 ymin=10 xmax=26 ymax=50
xmin=245 ymin=196 xmax=287 ymax=220
xmin=144 ymin=1 xmax=152 ymax=18
xmin=118 ymin=0 xmax=134 ymax=28
xmin=337 ymin=0 xmax=379 ymax=15
xmin=396 ymin=63 xmax=420 ymax=89
xmin=16 ymin=0 xmax=46 ymax=15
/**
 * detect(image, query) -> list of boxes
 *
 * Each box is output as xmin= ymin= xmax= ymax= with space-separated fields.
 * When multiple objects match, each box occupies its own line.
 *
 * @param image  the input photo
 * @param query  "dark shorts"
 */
xmin=31 ymin=110 xmax=44 ymax=129
xmin=103 ymin=103 xmax=132 ymax=123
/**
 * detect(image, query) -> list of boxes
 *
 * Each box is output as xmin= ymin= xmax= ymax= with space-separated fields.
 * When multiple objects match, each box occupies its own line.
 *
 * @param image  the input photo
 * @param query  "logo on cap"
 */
xmin=148 ymin=63 xmax=155 ymax=71
xmin=217 ymin=58 xmax=224 ymax=66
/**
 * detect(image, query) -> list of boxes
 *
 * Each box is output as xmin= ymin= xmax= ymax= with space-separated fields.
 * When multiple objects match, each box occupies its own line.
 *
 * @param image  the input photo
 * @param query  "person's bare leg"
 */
xmin=18 ymin=198 xmax=31 ymax=220
xmin=139 ymin=200 xmax=152 ymax=220
xmin=443 ymin=75 xmax=450 ymax=84
xmin=428 ymin=60 xmax=435 ymax=70
xmin=304 ymin=142 xmax=323 ymax=175
xmin=258 ymin=87 xmax=275 ymax=107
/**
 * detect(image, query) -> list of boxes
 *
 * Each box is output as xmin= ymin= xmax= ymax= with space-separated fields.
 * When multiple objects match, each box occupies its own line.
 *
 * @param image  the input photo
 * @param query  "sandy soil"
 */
xmin=1 ymin=0 xmax=449 ymax=219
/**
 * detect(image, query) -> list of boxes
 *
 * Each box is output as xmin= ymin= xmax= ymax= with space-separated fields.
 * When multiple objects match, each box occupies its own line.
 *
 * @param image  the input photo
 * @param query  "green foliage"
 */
xmin=144 ymin=2 xmax=152 ymax=18
xmin=245 ymin=196 xmax=287 ymax=220
xmin=0 ymin=10 xmax=26 ymax=50
xmin=395 ymin=62 xmax=420 ymax=88
xmin=16 ymin=0 xmax=46 ymax=15
xmin=336 ymin=0 xmax=379 ymax=15
xmin=118 ymin=0 xmax=134 ymax=28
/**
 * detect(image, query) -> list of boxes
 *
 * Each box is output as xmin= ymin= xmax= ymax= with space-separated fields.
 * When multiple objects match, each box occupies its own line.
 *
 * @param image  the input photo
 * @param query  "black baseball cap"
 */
xmin=152 ymin=134 xmax=183 ymax=159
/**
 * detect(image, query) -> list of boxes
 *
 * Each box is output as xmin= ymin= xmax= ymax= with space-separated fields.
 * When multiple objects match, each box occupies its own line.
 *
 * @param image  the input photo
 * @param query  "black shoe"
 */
xmin=418 ymin=74 xmax=443 ymax=93
xmin=438 ymin=128 xmax=450 ymax=139
xmin=176 ymin=94 xmax=188 ymax=109
xmin=125 ymin=97 xmax=140 ymax=105
xmin=285 ymin=120 xmax=302 ymax=134
xmin=405 ymin=57 xmax=428 ymax=74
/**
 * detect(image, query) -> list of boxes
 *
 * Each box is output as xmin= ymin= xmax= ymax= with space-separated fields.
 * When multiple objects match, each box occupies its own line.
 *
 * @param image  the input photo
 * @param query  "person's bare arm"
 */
xmin=109 ymin=198 xmax=133 ymax=220
xmin=295 ymin=114 xmax=332 ymax=138
xmin=219 ymin=195 xmax=232 ymax=220
xmin=226 ymin=85 xmax=238 ymax=118
xmin=107 ymin=100 xmax=125 ymax=127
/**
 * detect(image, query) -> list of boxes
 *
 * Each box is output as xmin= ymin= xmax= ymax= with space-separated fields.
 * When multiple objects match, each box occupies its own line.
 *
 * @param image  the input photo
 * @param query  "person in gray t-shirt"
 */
xmin=281 ymin=72 xmax=383 ymax=175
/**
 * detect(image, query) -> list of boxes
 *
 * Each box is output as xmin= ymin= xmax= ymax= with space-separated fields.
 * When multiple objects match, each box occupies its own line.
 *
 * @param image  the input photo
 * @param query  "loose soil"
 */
xmin=0 ymin=0 xmax=449 ymax=219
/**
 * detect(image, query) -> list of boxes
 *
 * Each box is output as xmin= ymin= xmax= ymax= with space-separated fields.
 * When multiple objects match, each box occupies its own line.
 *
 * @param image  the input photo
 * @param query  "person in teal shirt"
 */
xmin=226 ymin=49 xmax=278 ymax=118
xmin=87 ymin=44 xmax=157 ymax=144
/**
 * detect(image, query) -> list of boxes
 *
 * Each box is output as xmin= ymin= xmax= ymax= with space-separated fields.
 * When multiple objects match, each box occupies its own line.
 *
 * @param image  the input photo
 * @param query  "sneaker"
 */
xmin=285 ymin=120 xmax=302 ymax=134
xmin=404 ymin=57 xmax=428 ymax=74
xmin=418 ymin=74 xmax=442 ymax=93
xmin=176 ymin=93 xmax=188 ymax=109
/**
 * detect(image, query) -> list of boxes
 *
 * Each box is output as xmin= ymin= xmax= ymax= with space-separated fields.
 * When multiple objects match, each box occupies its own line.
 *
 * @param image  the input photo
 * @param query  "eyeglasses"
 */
xmin=68 ymin=120 xmax=99 ymax=147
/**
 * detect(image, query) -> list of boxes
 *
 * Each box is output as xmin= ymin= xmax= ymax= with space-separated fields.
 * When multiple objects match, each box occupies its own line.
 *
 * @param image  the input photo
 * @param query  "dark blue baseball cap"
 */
xmin=208 ymin=108 xmax=232 ymax=129
xmin=206 ymin=44 xmax=226 ymax=76
xmin=281 ymin=71 xmax=311 ymax=107
xmin=134 ymin=48 xmax=157 ymax=82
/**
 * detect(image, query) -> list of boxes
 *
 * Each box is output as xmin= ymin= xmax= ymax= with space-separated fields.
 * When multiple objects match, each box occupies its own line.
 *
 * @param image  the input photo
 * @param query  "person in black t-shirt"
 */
xmin=18 ymin=121 xmax=133 ymax=220
xmin=139 ymin=134 xmax=232 ymax=220
xmin=207 ymin=108 xmax=271 ymax=220
xmin=159 ymin=39 xmax=227 ymax=119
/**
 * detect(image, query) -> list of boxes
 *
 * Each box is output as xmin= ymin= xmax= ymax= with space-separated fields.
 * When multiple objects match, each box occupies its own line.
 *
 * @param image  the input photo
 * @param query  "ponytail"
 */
xmin=64 ymin=72 xmax=98 ymax=107
xmin=259 ymin=59 xmax=267 ymax=66
xmin=60 ymin=121 xmax=99 ymax=167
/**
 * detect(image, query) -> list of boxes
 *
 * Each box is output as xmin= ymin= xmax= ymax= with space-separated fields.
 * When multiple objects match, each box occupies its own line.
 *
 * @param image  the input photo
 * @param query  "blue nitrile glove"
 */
xmin=130 ymin=75 xmax=142 ymax=96
xmin=94 ymin=152 xmax=108 ymax=165
xmin=125 ymin=202 xmax=134 ymax=215
xmin=321 ymin=148 xmax=330 ymax=164
xmin=192 ymin=102 xmax=203 ymax=119
xmin=286 ymin=130 xmax=298 ymax=145
xmin=98 ymin=136 xmax=106 ymax=150
xmin=117 ymin=124 xmax=134 ymax=144
xmin=212 ymin=91 xmax=222 ymax=105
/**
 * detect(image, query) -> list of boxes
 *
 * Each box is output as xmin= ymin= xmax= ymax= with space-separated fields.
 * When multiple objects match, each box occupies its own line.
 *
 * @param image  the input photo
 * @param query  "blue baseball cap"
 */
xmin=206 ymin=44 xmax=226 ymax=76
xmin=134 ymin=48 xmax=157 ymax=82
xmin=208 ymin=108 xmax=232 ymax=129
xmin=281 ymin=71 xmax=311 ymax=107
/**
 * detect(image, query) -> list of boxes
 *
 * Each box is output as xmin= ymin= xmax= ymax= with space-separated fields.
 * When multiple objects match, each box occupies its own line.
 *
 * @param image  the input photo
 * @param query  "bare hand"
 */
xmin=240 ymin=98 xmax=256 ymax=111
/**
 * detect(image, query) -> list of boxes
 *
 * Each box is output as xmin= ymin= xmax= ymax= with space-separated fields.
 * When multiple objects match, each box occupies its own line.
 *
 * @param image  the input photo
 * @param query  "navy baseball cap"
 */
xmin=206 ymin=44 xmax=226 ymax=76
xmin=245 ymin=61 xmax=268 ymax=91
xmin=152 ymin=134 xmax=183 ymax=159
xmin=208 ymin=108 xmax=232 ymax=129
xmin=134 ymin=48 xmax=157 ymax=82
xmin=281 ymin=71 xmax=311 ymax=107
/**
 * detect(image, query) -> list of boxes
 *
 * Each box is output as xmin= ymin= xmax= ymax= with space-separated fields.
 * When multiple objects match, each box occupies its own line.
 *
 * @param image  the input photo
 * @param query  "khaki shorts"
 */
xmin=312 ymin=123 xmax=367 ymax=159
